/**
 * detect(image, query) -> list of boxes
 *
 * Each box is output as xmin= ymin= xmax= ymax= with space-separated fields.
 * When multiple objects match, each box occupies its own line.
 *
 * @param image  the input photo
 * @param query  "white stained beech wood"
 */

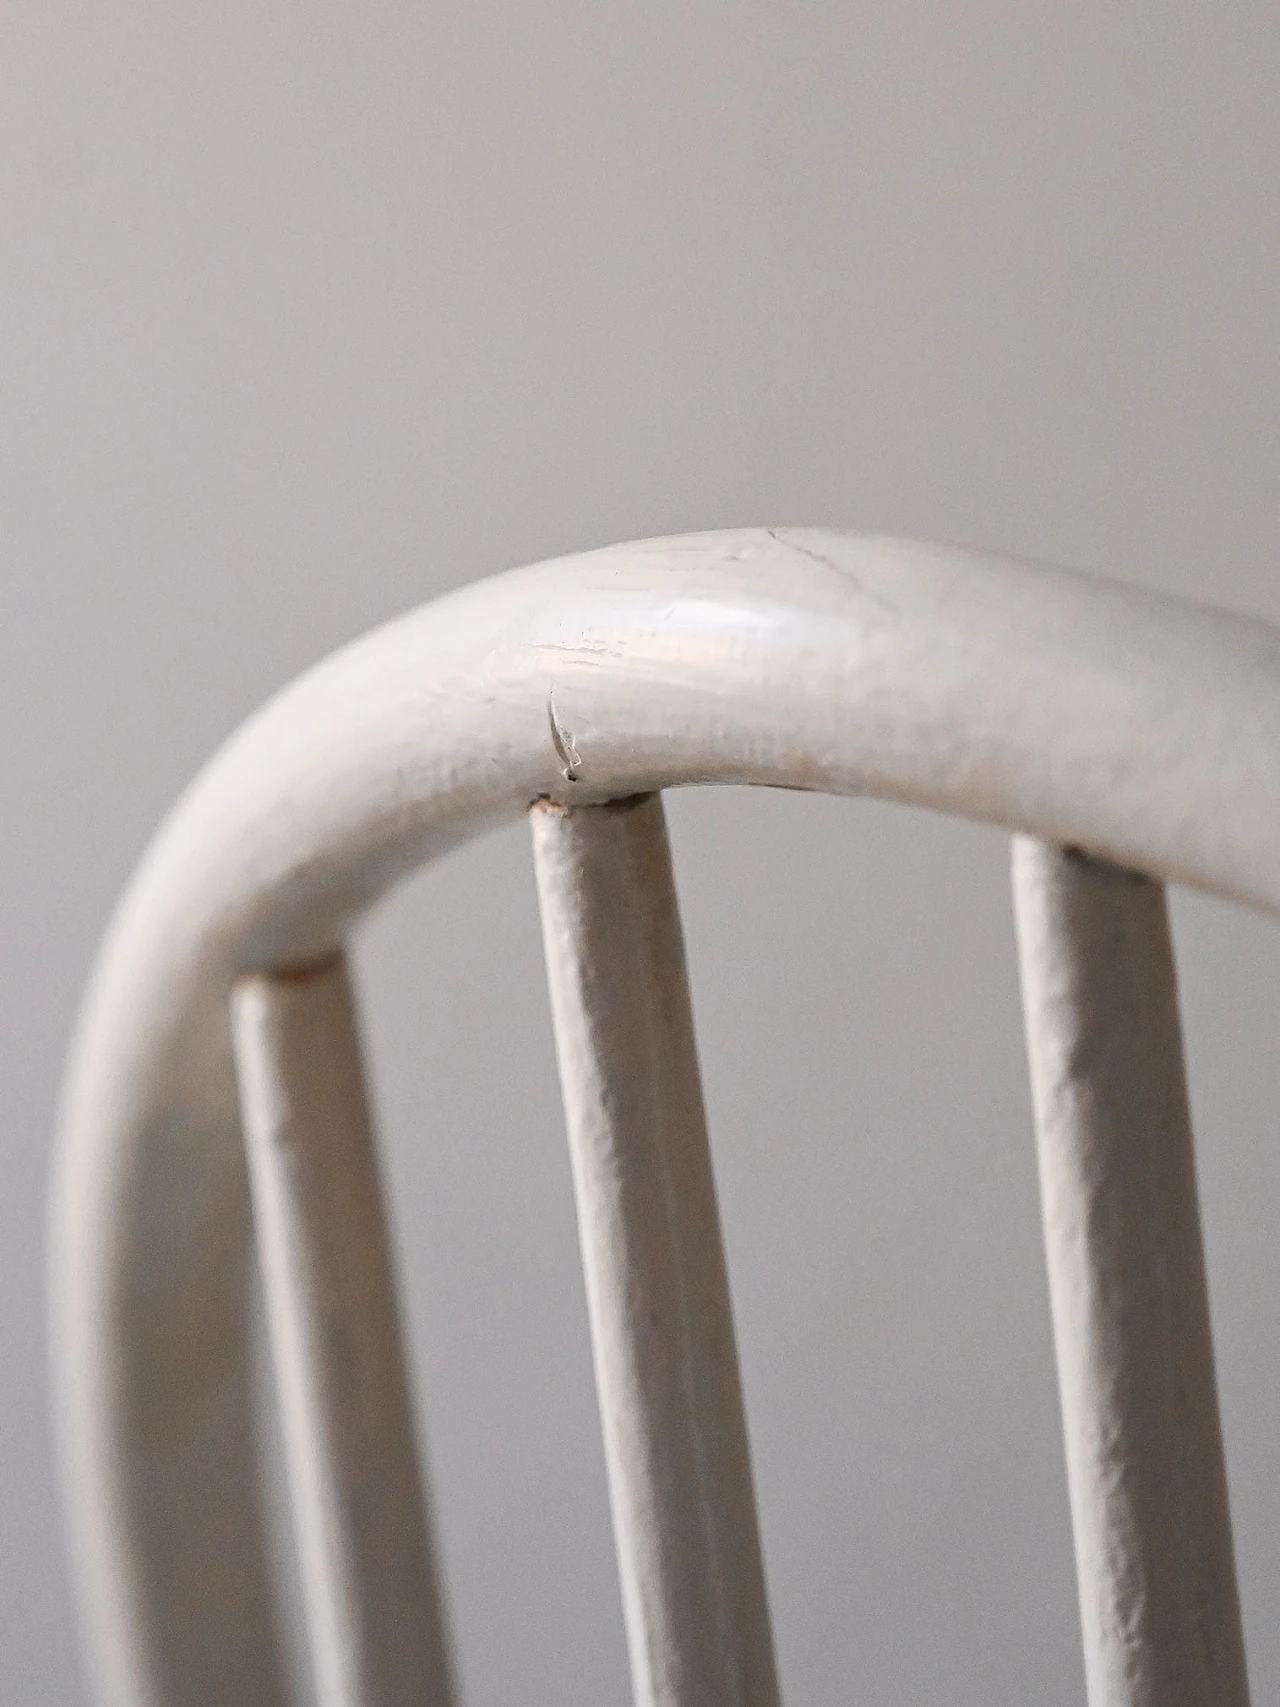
xmin=530 ymin=795 xmax=779 ymax=1707
xmin=231 ymin=955 xmax=453 ymax=1707
xmin=53 ymin=530 xmax=1280 ymax=1705
xmin=1012 ymin=839 xmax=1248 ymax=1707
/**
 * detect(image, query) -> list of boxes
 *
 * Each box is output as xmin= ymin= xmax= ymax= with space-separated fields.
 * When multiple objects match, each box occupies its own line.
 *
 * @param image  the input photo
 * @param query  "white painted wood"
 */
xmin=1012 ymin=839 xmax=1248 ymax=1707
xmin=231 ymin=955 xmax=453 ymax=1707
xmin=530 ymin=795 xmax=778 ymax=1707
xmin=51 ymin=528 xmax=1280 ymax=1704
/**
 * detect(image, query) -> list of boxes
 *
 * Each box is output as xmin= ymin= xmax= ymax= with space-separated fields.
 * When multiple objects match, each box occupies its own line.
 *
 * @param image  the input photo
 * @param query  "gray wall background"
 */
xmin=4 ymin=4 xmax=1280 ymax=1702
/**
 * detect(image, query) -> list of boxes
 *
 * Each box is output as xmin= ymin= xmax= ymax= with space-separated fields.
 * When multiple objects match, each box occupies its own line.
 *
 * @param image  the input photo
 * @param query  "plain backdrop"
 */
xmin=4 ymin=4 xmax=1280 ymax=1703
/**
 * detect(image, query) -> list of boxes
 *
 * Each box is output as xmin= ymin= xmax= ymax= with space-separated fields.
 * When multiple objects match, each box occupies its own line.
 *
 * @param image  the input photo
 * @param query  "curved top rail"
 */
xmin=51 ymin=527 xmax=1280 ymax=1707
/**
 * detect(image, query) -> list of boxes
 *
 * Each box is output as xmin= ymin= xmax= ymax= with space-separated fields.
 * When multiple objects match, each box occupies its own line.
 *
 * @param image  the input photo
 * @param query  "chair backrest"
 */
xmin=53 ymin=528 xmax=1280 ymax=1707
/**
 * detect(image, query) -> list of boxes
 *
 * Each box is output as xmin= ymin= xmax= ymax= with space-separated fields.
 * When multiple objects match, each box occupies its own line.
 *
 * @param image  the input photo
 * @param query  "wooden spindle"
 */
xmin=232 ymin=954 xmax=454 ymax=1707
xmin=531 ymin=794 xmax=780 ymax=1707
xmin=1012 ymin=839 xmax=1248 ymax=1707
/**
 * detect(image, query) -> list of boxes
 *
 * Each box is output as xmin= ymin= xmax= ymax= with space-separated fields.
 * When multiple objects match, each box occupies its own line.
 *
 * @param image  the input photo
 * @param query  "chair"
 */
xmin=53 ymin=527 xmax=1275 ymax=1707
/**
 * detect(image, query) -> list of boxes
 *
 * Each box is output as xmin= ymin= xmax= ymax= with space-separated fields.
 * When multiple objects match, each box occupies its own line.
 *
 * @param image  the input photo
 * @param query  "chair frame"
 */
xmin=53 ymin=527 xmax=1277 ymax=1706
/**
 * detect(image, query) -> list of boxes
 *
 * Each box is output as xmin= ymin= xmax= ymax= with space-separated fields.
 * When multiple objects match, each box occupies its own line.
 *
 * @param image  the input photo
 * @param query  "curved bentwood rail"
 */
xmin=54 ymin=530 xmax=1279 ymax=1707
